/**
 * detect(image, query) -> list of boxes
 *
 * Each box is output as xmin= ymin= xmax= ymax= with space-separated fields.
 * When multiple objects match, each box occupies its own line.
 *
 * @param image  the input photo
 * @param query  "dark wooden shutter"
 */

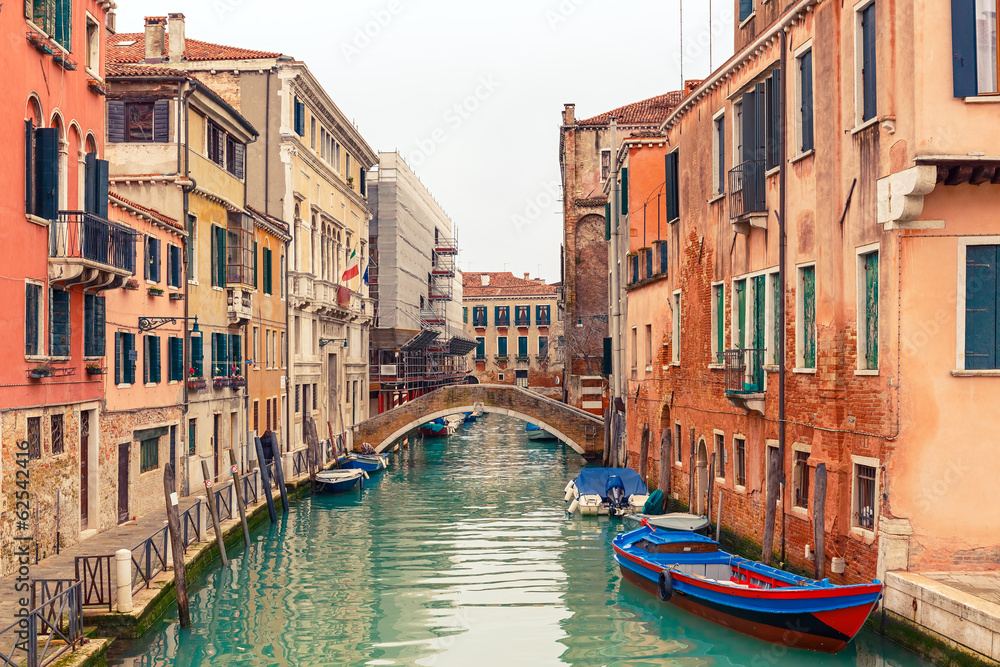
xmin=716 ymin=286 xmax=725 ymax=363
xmin=84 ymin=294 xmax=95 ymax=355
xmin=95 ymin=158 xmax=109 ymax=218
xmin=125 ymin=332 xmax=136 ymax=384
xmin=861 ymin=4 xmax=878 ymax=121
xmin=25 ymin=120 xmax=35 ymax=214
xmin=801 ymin=51 xmax=814 ymax=152
xmin=951 ymin=0 xmax=980 ymax=97
xmin=36 ymin=128 xmax=60 ymax=221
xmin=55 ymin=0 xmax=71 ymax=49
xmin=84 ymin=152 xmax=97 ymax=214
xmin=191 ymin=333 xmax=203 ymax=377
xmin=620 ymin=167 xmax=629 ymax=215
xmin=108 ymin=101 xmax=126 ymax=143
xmin=151 ymin=336 xmax=161 ymax=383
xmin=602 ymin=337 xmax=612 ymax=375
xmin=665 ymin=150 xmax=680 ymax=222
xmin=252 ymin=241 xmax=258 ymax=289
xmin=741 ymin=91 xmax=756 ymax=164
xmin=865 ymin=253 xmax=879 ymax=369
xmin=965 ymin=245 xmax=998 ymax=369
xmin=144 ymin=236 xmax=152 ymax=280
xmin=716 ymin=117 xmax=726 ymax=193
xmin=114 ymin=332 xmax=122 ymax=385
xmin=231 ymin=333 xmax=242 ymax=375
xmin=217 ymin=227 xmax=227 ymax=287
xmin=754 ymin=83 xmax=767 ymax=160
xmin=153 ymin=100 xmax=169 ymax=143
xmin=739 ymin=0 xmax=753 ymax=21
xmin=25 ymin=284 xmax=39 ymax=356
xmin=50 ymin=289 xmax=71 ymax=357
xmin=169 ymin=337 xmax=183 ymax=381
xmin=294 ymin=98 xmax=305 ymax=136
xmin=767 ymin=70 xmax=781 ymax=169
xmin=94 ymin=295 xmax=106 ymax=357
xmin=143 ymin=335 xmax=150 ymax=384
xmin=233 ymin=142 xmax=245 ymax=180
xmin=604 ymin=202 xmax=611 ymax=241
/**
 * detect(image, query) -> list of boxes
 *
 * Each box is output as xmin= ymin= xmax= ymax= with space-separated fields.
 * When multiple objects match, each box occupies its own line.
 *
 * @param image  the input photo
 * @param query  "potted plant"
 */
xmin=85 ymin=362 xmax=104 ymax=376
xmin=187 ymin=368 xmax=206 ymax=390
xmin=148 ymin=286 xmax=164 ymax=296
xmin=347 ymin=176 xmax=355 ymax=189
xmin=29 ymin=363 xmax=53 ymax=379
xmin=124 ymin=278 xmax=139 ymax=290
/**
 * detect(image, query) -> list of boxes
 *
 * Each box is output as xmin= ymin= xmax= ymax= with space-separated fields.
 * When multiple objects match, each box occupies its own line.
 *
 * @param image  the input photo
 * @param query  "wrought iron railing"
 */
xmin=180 ymin=499 xmax=202 ymax=549
xmin=215 ymin=484 xmax=233 ymax=522
xmin=241 ymin=469 xmax=259 ymax=506
xmin=0 ymin=579 xmax=83 ymax=667
xmin=130 ymin=526 xmax=168 ymax=592
xmin=74 ymin=555 xmax=113 ymax=611
xmin=724 ymin=348 xmax=766 ymax=394
xmin=727 ymin=159 xmax=766 ymax=220
xmin=50 ymin=211 xmax=136 ymax=273
xmin=292 ymin=448 xmax=309 ymax=477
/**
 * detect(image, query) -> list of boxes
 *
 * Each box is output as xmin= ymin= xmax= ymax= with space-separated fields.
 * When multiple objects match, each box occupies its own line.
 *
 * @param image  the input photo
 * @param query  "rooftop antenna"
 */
xmin=679 ymin=0 xmax=684 ymax=89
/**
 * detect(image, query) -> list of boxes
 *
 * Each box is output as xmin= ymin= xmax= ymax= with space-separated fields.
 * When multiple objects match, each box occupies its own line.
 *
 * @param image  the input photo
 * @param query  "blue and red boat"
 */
xmin=613 ymin=526 xmax=882 ymax=653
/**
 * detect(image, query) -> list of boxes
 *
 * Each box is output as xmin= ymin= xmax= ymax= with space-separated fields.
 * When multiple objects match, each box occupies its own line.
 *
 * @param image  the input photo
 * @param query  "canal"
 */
xmin=109 ymin=415 xmax=930 ymax=666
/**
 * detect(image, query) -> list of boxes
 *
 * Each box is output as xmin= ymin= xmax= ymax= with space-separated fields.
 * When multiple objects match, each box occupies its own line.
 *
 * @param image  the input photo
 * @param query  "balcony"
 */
xmin=724 ymin=348 xmax=766 ymax=416
xmin=227 ymin=287 xmax=253 ymax=325
xmin=49 ymin=211 xmax=136 ymax=291
xmin=728 ymin=159 xmax=767 ymax=232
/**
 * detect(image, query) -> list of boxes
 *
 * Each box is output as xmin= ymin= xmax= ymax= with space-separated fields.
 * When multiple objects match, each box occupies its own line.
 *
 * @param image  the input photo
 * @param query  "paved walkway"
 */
xmin=924 ymin=570 xmax=1000 ymax=607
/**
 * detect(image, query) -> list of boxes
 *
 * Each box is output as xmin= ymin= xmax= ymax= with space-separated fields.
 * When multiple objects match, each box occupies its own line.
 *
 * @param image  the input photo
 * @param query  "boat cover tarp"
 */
xmin=526 ymin=423 xmax=542 ymax=432
xmin=572 ymin=468 xmax=648 ymax=498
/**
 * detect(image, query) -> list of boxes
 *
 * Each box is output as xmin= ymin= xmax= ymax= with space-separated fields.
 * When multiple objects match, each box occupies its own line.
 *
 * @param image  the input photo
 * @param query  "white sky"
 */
xmin=116 ymin=1 xmax=733 ymax=283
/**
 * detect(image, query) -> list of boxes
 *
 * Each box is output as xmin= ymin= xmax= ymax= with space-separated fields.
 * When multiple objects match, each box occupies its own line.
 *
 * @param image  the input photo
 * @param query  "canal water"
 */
xmin=109 ymin=415 xmax=929 ymax=666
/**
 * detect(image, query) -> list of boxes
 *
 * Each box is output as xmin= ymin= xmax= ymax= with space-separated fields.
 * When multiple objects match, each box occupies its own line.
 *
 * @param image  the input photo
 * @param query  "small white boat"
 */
xmin=526 ymin=423 xmax=557 ymax=441
xmin=316 ymin=468 xmax=368 ymax=493
xmin=564 ymin=468 xmax=649 ymax=517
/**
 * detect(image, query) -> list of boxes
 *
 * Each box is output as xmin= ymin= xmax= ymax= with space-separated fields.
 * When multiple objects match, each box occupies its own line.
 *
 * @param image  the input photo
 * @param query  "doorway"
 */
xmin=81 ymin=411 xmax=90 ymax=529
xmin=696 ymin=438 xmax=709 ymax=516
xmin=117 ymin=443 xmax=130 ymax=524
xmin=213 ymin=413 xmax=221 ymax=481
xmin=328 ymin=353 xmax=339 ymax=432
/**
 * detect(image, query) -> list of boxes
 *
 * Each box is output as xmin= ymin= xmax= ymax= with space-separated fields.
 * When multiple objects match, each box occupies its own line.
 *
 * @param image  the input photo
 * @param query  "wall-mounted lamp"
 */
xmin=576 ymin=314 xmax=608 ymax=328
xmin=139 ymin=315 xmax=201 ymax=336
xmin=319 ymin=338 xmax=348 ymax=348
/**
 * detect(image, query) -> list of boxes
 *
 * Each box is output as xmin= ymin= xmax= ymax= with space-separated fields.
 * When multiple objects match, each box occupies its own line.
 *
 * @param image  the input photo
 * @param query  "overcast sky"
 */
xmin=116 ymin=1 xmax=732 ymax=283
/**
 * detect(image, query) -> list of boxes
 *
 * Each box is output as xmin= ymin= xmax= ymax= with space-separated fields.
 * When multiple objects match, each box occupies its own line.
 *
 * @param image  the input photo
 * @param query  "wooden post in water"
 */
xmin=716 ymin=490 xmax=724 ymax=542
xmin=762 ymin=451 xmax=781 ymax=565
xmin=162 ymin=463 xmax=190 ymax=628
xmin=638 ymin=425 xmax=650 ymax=482
xmin=200 ymin=459 xmax=228 ymax=567
xmin=658 ymin=428 xmax=671 ymax=500
xmin=229 ymin=449 xmax=251 ymax=548
xmin=271 ymin=443 xmax=289 ymax=513
xmin=707 ymin=452 xmax=716 ymax=519
xmin=688 ymin=428 xmax=695 ymax=511
xmin=813 ymin=463 xmax=827 ymax=580
xmin=305 ymin=417 xmax=320 ymax=483
xmin=254 ymin=436 xmax=277 ymax=524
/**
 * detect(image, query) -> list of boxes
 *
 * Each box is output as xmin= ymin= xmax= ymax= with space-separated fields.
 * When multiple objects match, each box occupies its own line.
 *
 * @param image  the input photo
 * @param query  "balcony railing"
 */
xmin=50 ymin=211 xmax=136 ymax=273
xmin=724 ymin=348 xmax=765 ymax=394
xmin=728 ymin=159 xmax=766 ymax=220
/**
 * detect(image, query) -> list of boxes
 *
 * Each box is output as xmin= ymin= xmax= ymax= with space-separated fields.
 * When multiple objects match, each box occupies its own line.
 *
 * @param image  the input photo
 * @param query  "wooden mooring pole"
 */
xmin=659 ymin=428 xmax=671 ymax=501
xmin=229 ymin=449 xmax=251 ymax=548
xmin=272 ymin=444 xmax=290 ymax=513
xmin=813 ymin=463 xmax=827 ymax=580
xmin=200 ymin=459 xmax=228 ymax=567
xmin=254 ymin=436 xmax=277 ymax=524
xmin=162 ymin=463 xmax=190 ymax=627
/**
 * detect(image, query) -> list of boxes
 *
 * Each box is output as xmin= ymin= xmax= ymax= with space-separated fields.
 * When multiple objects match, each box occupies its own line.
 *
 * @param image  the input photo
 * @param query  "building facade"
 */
xmin=620 ymin=0 xmax=1000 ymax=599
xmin=559 ymin=94 xmax=682 ymax=416
xmin=1 ymin=0 xmax=120 ymax=574
xmin=368 ymin=153 xmax=472 ymax=414
xmin=463 ymin=272 xmax=563 ymax=399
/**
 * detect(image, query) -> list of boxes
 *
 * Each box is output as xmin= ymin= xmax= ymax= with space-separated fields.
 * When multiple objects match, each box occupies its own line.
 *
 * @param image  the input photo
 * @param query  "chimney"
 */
xmin=167 ymin=13 xmax=185 ymax=62
xmin=562 ymin=103 xmax=576 ymax=125
xmin=524 ymin=272 xmax=530 ymax=280
xmin=480 ymin=275 xmax=490 ymax=287
xmin=144 ymin=16 xmax=167 ymax=63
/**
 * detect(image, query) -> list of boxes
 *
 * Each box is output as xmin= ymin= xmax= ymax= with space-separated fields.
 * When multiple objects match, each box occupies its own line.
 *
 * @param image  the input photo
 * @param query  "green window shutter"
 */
xmin=114 ymin=332 xmax=122 ymax=385
xmin=665 ymin=150 xmax=680 ymax=222
xmin=861 ymin=4 xmax=877 ymax=121
xmin=602 ymin=337 xmax=612 ymax=376
xmin=153 ymin=100 xmax=170 ymax=143
xmin=604 ymin=202 xmax=611 ymax=241
xmin=518 ymin=336 xmax=528 ymax=356
xmin=736 ymin=280 xmax=746 ymax=349
xmin=620 ymin=167 xmax=629 ymax=216
xmin=168 ymin=337 xmax=182 ymax=381
xmin=865 ymin=253 xmax=879 ymax=369
xmin=803 ymin=267 xmax=816 ymax=368
xmin=125 ymin=333 xmax=136 ymax=385
xmin=263 ymin=247 xmax=272 ymax=294
xmin=952 ymin=0 xmax=980 ymax=97
xmin=497 ymin=336 xmax=507 ymax=357
xmin=475 ymin=337 xmax=485 ymax=358
xmin=151 ymin=336 xmax=161 ymax=383
xmin=35 ymin=128 xmax=60 ymax=220
xmin=231 ymin=334 xmax=242 ymax=375
xmin=143 ymin=336 xmax=149 ymax=384
xmin=800 ymin=51 xmax=814 ymax=152
xmin=253 ymin=241 xmax=258 ymax=289
xmin=50 ymin=288 xmax=71 ymax=357
xmin=463 ymin=307 xmax=468 ymax=324
xmin=965 ymin=245 xmax=998 ymax=369
xmin=753 ymin=275 xmax=766 ymax=351
xmin=191 ymin=333 xmax=203 ymax=377
xmin=25 ymin=120 xmax=35 ymax=215
xmin=772 ymin=277 xmax=781 ymax=365
xmin=55 ymin=0 xmax=71 ymax=49
xmin=739 ymin=0 xmax=753 ymax=21
xmin=716 ymin=287 xmax=724 ymax=364
xmin=84 ymin=294 xmax=95 ymax=354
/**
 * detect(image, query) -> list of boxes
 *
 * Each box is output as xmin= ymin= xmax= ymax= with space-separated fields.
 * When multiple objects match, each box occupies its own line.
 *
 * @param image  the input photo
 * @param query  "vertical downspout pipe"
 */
xmin=180 ymin=80 xmax=195 ymax=495
xmin=778 ymin=28 xmax=789 ymax=564
xmin=609 ymin=118 xmax=620 ymax=403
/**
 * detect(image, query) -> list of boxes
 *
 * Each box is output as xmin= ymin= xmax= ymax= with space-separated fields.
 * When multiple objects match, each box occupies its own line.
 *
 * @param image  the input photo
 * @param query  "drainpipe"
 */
xmin=778 ymin=29 xmax=789 ymax=564
xmin=180 ymin=80 xmax=196 ymax=495
xmin=608 ymin=118 xmax=621 ymax=404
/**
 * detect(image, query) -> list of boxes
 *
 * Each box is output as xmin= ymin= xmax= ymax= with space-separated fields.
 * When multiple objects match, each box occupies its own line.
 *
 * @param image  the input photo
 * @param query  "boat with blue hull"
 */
xmin=341 ymin=453 xmax=388 ymax=473
xmin=564 ymin=467 xmax=649 ymax=516
xmin=316 ymin=468 xmax=367 ymax=493
xmin=526 ymin=423 xmax=557 ymax=441
xmin=612 ymin=527 xmax=882 ymax=653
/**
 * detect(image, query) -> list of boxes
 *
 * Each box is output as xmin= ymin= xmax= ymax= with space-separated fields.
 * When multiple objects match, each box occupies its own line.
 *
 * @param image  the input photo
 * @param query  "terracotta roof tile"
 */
xmin=109 ymin=191 xmax=182 ymax=230
xmin=105 ymin=62 xmax=190 ymax=78
xmin=463 ymin=272 xmax=558 ymax=298
xmin=578 ymin=91 xmax=685 ymax=126
xmin=108 ymin=32 xmax=283 ymax=64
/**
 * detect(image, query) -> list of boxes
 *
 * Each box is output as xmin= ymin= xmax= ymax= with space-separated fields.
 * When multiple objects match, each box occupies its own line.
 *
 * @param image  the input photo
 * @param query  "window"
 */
xmin=644 ymin=324 xmax=652 ymax=369
xmin=227 ymin=212 xmax=255 ymax=286
xmin=793 ymin=450 xmax=810 ymax=508
xmin=735 ymin=436 xmax=747 ymax=487
xmin=140 ymin=436 xmax=159 ymax=473
xmin=769 ymin=272 xmax=781 ymax=365
xmin=211 ymin=225 xmax=226 ymax=287
xmin=536 ymin=305 xmax=551 ymax=326
xmin=25 ymin=282 xmax=43 ymax=357
xmin=295 ymin=384 xmax=300 ymax=412
xmin=144 ymin=236 xmax=161 ymax=283
xmin=51 ymin=414 xmax=64 ymax=455
xmin=645 ymin=248 xmax=654 ymax=279
xmin=312 ymin=383 xmax=318 ymax=410
xmin=25 ymin=122 xmax=59 ymax=220
xmin=739 ymin=0 xmax=754 ymax=22
xmin=26 ymin=0 xmax=72 ymax=49
xmin=252 ymin=327 xmax=259 ymax=365
xmin=713 ymin=112 xmax=726 ymax=195
xmin=144 ymin=335 xmax=161 ymax=384
xmin=253 ymin=400 xmax=259 ymax=434
xmin=853 ymin=461 xmax=878 ymax=531
xmin=207 ymin=121 xmax=225 ymax=166
xmin=620 ymin=166 xmax=629 ymax=215
xmin=226 ymin=135 xmax=245 ymax=179
xmin=262 ymin=246 xmax=273 ymax=295
xmin=517 ymin=336 xmax=529 ymax=359
xmin=601 ymin=149 xmax=612 ymax=182
xmin=281 ymin=331 xmax=287 ymax=367
xmin=751 ymin=274 xmax=767 ymax=361
xmin=188 ymin=418 xmax=196 ymax=456
xmin=497 ymin=373 xmax=505 ymax=382
xmin=211 ymin=332 xmax=229 ymax=377
xmin=167 ymin=244 xmax=182 ymax=288
xmin=115 ymin=332 xmax=136 ymax=385
xmin=294 ymin=97 xmax=305 ymax=136
xmin=736 ymin=71 xmax=781 ymax=173
xmin=659 ymin=240 xmax=668 ymax=275
xmin=798 ymin=266 xmax=816 ymax=369
xmin=538 ymin=336 xmax=548 ymax=357
xmin=671 ymin=291 xmax=681 ymax=363
xmin=674 ymin=423 xmax=682 ymax=464
xmin=475 ymin=337 xmax=485 ymax=360
xmin=952 ymin=0 xmax=999 ymax=96
xmin=27 ymin=417 xmax=41 ymax=460
xmin=168 ymin=336 xmax=183 ymax=382
xmin=515 ymin=305 xmax=530 ymax=326
xmin=630 ymin=326 xmax=638 ymax=372
xmin=858 ymin=250 xmax=879 ymax=370
xmin=797 ymin=48 xmax=815 ymax=153
xmin=964 ymin=244 xmax=1000 ymax=369
xmin=463 ymin=307 xmax=468 ymax=324
xmin=630 ymin=255 xmax=639 ymax=284
xmin=231 ymin=334 xmax=243 ymax=377
xmin=187 ymin=214 xmax=198 ymax=282
xmin=857 ymin=1 xmax=878 ymax=123
xmin=664 ymin=149 xmax=680 ymax=222
xmin=346 ymin=153 xmax=353 ymax=181
xmin=334 ymin=141 xmax=342 ymax=172
xmin=86 ymin=14 xmax=100 ymax=72
xmin=495 ymin=306 xmax=510 ymax=327
xmin=712 ymin=284 xmax=724 ymax=364
xmin=515 ymin=370 xmax=528 ymax=388
xmin=497 ymin=336 xmax=508 ymax=358
xmin=50 ymin=288 xmax=70 ymax=357
xmin=190 ymin=330 xmax=203 ymax=378
xmin=733 ymin=101 xmax=744 ymax=165
xmin=310 ymin=117 xmax=317 ymax=150
xmin=84 ymin=294 xmax=106 ymax=357
xmin=733 ymin=279 xmax=747 ymax=349
xmin=108 ymin=101 xmax=169 ymax=143
xmin=714 ymin=433 xmax=725 ymax=480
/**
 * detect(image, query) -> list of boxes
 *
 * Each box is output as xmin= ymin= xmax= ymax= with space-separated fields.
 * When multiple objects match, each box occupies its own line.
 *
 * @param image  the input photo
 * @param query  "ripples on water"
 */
xmin=109 ymin=415 xmax=929 ymax=667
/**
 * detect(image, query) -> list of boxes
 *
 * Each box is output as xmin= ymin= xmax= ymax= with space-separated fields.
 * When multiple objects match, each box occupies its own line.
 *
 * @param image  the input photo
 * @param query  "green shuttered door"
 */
xmin=965 ymin=245 xmax=998 ymax=369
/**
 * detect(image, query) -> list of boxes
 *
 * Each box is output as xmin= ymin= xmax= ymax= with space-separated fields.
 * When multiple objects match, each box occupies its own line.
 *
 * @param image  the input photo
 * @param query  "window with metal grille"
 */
xmin=140 ymin=436 xmax=159 ymax=473
xmin=860 ymin=251 xmax=879 ymax=370
xmin=793 ymin=451 xmax=810 ymax=508
xmin=712 ymin=284 xmax=724 ymax=365
xmin=714 ymin=433 xmax=725 ymax=480
xmin=51 ymin=414 xmax=64 ymax=455
xmin=515 ymin=370 xmax=528 ymax=388
xmin=735 ymin=437 xmax=747 ymax=487
xmin=27 ymin=417 xmax=41 ymax=460
xmin=674 ymin=424 xmax=682 ymax=464
xmin=473 ymin=306 xmax=487 ymax=327
xmin=855 ymin=464 xmax=877 ymax=530
xmin=295 ymin=384 xmax=300 ymax=412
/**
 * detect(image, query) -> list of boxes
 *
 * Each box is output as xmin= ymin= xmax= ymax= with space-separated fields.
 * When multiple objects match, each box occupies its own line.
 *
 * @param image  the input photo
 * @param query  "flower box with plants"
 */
xmin=169 ymin=292 xmax=184 ymax=301
xmin=124 ymin=278 xmax=140 ymax=291
xmin=230 ymin=376 xmax=247 ymax=388
xmin=148 ymin=286 xmax=164 ymax=297
xmin=28 ymin=363 xmax=53 ymax=379
xmin=213 ymin=377 xmax=232 ymax=388
xmin=187 ymin=369 xmax=206 ymax=390
xmin=85 ymin=362 xmax=105 ymax=376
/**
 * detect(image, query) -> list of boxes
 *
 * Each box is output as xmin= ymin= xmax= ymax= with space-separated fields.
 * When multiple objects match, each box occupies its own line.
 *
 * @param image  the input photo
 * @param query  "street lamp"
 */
xmin=576 ymin=314 xmax=609 ymax=328
xmin=138 ymin=315 xmax=201 ymax=335
xmin=319 ymin=338 xmax=348 ymax=348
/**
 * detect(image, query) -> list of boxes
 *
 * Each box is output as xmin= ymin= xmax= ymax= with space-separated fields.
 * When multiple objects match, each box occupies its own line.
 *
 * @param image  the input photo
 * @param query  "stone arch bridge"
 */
xmin=353 ymin=384 xmax=604 ymax=458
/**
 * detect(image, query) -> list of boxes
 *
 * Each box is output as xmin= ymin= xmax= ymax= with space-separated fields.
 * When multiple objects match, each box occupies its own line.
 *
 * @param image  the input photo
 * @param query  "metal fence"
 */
xmin=0 ymin=580 xmax=83 ymax=667
xmin=180 ymin=499 xmax=201 ymax=549
xmin=130 ymin=525 xmax=168 ymax=592
xmin=291 ymin=449 xmax=309 ymax=477
xmin=241 ymin=469 xmax=259 ymax=506
xmin=727 ymin=159 xmax=766 ymax=220
xmin=215 ymin=484 xmax=233 ymax=522
xmin=723 ymin=348 xmax=765 ymax=394
xmin=74 ymin=554 xmax=113 ymax=611
xmin=50 ymin=210 xmax=136 ymax=273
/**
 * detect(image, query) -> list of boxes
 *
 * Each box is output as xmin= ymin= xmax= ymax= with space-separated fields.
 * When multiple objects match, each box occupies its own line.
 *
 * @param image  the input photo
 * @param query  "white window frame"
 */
xmin=850 ymin=454 xmax=880 ymax=538
xmin=973 ymin=0 xmax=999 ymax=95
xmin=795 ymin=262 xmax=817 ymax=372
xmin=791 ymin=443 xmax=812 ymax=516
xmin=711 ymin=281 xmax=725 ymax=367
xmin=25 ymin=279 xmax=46 ymax=361
xmin=671 ymin=290 xmax=681 ymax=364
xmin=765 ymin=439 xmax=781 ymax=506
xmin=731 ymin=278 xmax=747 ymax=349
xmin=85 ymin=12 xmax=101 ymax=77
xmin=630 ymin=326 xmax=638 ymax=372
xmin=674 ymin=422 xmax=683 ymax=467
xmin=712 ymin=108 xmax=726 ymax=195
xmin=856 ymin=243 xmax=880 ymax=373
xmin=644 ymin=324 xmax=652 ymax=373
xmin=733 ymin=434 xmax=747 ymax=493
xmin=793 ymin=40 xmax=814 ymax=157
xmin=853 ymin=0 xmax=878 ymax=129
xmin=600 ymin=148 xmax=612 ymax=182
xmin=713 ymin=429 xmax=726 ymax=482
xmin=955 ymin=236 xmax=1000 ymax=372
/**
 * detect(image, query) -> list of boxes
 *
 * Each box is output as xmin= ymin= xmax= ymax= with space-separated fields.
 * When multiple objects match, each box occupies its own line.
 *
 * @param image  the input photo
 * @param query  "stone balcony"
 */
xmin=227 ymin=287 xmax=253 ymax=325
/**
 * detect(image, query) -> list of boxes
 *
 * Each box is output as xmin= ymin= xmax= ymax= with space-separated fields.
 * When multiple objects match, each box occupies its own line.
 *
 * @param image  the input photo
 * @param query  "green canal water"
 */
xmin=109 ymin=415 xmax=930 ymax=666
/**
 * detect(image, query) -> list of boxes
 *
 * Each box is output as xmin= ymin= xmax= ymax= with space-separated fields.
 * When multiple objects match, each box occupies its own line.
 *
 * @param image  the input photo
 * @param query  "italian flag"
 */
xmin=341 ymin=246 xmax=359 ymax=282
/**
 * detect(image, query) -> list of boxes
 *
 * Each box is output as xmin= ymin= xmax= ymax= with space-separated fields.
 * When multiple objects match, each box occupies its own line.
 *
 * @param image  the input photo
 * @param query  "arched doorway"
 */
xmin=696 ymin=438 xmax=709 ymax=515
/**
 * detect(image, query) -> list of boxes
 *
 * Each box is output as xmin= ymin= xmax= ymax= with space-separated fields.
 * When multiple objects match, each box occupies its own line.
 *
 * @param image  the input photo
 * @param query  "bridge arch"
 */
xmin=354 ymin=385 xmax=604 ymax=459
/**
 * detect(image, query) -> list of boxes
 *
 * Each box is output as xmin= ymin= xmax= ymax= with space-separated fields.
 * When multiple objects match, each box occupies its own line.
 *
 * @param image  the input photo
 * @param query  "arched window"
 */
xmin=24 ymin=98 xmax=60 ymax=219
